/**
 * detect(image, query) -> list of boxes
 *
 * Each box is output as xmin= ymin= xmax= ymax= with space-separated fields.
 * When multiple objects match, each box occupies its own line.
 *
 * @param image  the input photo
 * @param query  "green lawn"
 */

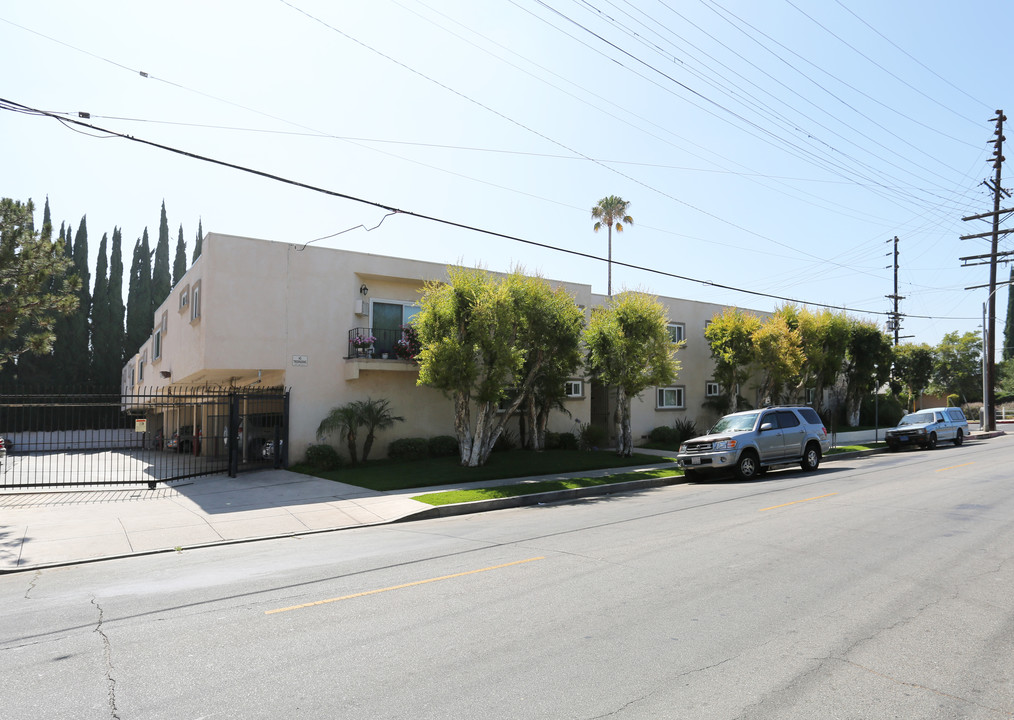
xmin=412 ymin=467 xmax=682 ymax=506
xmin=827 ymin=442 xmax=886 ymax=454
xmin=291 ymin=449 xmax=674 ymax=492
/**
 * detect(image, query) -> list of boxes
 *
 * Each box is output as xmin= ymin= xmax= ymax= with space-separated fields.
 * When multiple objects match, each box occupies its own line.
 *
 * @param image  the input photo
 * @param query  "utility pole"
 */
xmin=986 ymin=111 xmax=1005 ymax=431
xmin=961 ymin=110 xmax=1011 ymax=432
xmin=885 ymin=236 xmax=904 ymax=345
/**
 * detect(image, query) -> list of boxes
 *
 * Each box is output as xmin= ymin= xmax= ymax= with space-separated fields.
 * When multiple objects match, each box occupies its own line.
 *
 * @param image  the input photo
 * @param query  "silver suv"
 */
xmin=884 ymin=407 xmax=968 ymax=451
xmin=677 ymin=406 xmax=830 ymax=480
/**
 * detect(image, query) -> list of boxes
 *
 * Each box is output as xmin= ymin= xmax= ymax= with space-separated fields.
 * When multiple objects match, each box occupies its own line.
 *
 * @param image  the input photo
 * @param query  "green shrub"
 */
xmin=558 ymin=431 xmax=578 ymax=450
xmin=546 ymin=431 xmax=577 ymax=450
xmin=861 ymin=394 xmax=904 ymax=428
xmin=304 ymin=443 xmax=343 ymax=471
xmin=647 ymin=418 xmax=699 ymax=447
xmin=578 ymin=422 xmax=608 ymax=450
xmin=648 ymin=425 xmax=680 ymax=444
xmin=388 ymin=437 xmax=429 ymax=461
xmin=671 ymin=417 xmax=698 ymax=444
xmin=493 ymin=427 xmax=517 ymax=453
xmin=544 ymin=431 xmax=578 ymax=450
xmin=427 ymin=435 xmax=459 ymax=457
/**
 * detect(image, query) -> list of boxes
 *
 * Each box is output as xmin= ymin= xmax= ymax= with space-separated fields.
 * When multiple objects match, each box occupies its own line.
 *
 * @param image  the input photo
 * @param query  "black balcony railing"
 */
xmin=347 ymin=327 xmax=401 ymax=359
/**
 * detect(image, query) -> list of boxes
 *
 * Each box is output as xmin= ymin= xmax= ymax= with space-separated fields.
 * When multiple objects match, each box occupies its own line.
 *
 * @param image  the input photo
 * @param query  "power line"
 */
xmin=0 ymin=97 xmax=978 ymax=322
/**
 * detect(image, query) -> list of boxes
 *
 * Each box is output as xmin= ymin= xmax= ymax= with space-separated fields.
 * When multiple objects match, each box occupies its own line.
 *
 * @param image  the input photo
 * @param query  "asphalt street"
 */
xmin=2 ymin=434 xmax=1012 ymax=719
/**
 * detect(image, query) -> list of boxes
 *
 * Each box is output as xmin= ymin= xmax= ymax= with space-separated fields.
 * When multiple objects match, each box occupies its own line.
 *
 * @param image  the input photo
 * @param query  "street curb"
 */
xmin=6 ymin=432 xmax=1002 ymax=574
xmin=398 ymin=472 xmax=686 ymax=522
xmin=397 ymin=431 xmax=1007 ymax=522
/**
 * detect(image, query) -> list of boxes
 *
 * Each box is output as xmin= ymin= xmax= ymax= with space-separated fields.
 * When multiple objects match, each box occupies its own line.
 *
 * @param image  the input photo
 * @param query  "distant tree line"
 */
xmin=0 ymin=196 xmax=204 ymax=390
xmin=704 ymin=304 xmax=989 ymax=427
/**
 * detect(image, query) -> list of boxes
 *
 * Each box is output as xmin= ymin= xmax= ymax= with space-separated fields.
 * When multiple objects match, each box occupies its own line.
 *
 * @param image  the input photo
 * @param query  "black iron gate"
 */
xmin=0 ymin=386 xmax=289 ymax=490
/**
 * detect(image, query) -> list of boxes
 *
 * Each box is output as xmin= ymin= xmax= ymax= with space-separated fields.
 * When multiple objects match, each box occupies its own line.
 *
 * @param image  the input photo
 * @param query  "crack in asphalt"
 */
xmin=24 ymin=569 xmax=40 ymax=599
xmin=91 ymin=597 xmax=120 ymax=720
xmin=837 ymin=658 xmax=1014 ymax=717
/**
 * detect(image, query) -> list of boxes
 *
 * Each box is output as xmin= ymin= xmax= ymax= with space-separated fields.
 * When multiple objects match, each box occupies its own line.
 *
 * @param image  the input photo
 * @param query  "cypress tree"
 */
xmin=91 ymin=233 xmax=112 ymax=387
xmin=173 ymin=223 xmax=187 ymax=285
xmin=71 ymin=216 xmax=91 ymax=383
xmin=125 ymin=229 xmax=153 ymax=359
xmin=41 ymin=196 xmax=52 ymax=242
xmin=152 ymin=201 xmax=171 ymax=309
xmin=109 ymin=227 xmax=125 ymax=366
xmin=192 ymin=218 xmax=203 ymax=263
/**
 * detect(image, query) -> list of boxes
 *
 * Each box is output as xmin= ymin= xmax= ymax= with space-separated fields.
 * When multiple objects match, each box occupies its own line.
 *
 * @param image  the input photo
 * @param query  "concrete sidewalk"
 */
xmin=1 ymin=433 xmax=1004 ymax=573
xmin=0 ymin=454 xmax=683 ymax=572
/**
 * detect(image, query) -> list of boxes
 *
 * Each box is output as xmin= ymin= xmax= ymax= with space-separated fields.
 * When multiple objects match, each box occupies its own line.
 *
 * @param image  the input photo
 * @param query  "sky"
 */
xmin=2 ymin=0 xmax=1012 ymax=358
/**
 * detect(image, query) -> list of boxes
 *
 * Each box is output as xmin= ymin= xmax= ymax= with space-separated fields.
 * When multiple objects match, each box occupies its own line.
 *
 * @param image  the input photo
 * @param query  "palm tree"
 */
xmin=356 ymin=397 xmax=405 ymax=462
xmin=316 ymin=403 xmax=361 ymax=465
xmin=592 ymin=195 xmax=633 ymax=297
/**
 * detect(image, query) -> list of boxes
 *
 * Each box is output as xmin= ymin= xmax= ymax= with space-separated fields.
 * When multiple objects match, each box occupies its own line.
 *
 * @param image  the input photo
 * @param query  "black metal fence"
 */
xmin=0 ymin=386 xmax=288 ymax=490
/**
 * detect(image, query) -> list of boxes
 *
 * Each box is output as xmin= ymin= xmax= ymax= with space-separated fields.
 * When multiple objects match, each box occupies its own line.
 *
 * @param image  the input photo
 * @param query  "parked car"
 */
xmin=676 ymin=406 xmax=830 ymax=480
xmin=225 ymin=415 xmax=284 ymax=461
xmin=261 ymin=439 xmax=284 ymax=461
xmin=0 ymin=435 xmax=7 ymax=460
xmin=177 ymin=425 xmax=195 ymax=454
xmin=884 ymin=407 xmax=968 ymax=451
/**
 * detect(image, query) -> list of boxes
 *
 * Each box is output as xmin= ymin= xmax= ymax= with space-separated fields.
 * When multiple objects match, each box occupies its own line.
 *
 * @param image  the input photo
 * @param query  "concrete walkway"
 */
xmin=0 ymin=432 xmax=1003 ymax=573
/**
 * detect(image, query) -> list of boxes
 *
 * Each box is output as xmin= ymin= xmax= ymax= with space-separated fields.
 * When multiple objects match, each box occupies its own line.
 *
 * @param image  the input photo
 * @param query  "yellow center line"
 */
xmin=760 ymin=492 xmax=837 ymax=512
xmin=936 ymin=462 xmax=975 ymax=472
xmin=265 ymin=556 xmax=545 ymax=615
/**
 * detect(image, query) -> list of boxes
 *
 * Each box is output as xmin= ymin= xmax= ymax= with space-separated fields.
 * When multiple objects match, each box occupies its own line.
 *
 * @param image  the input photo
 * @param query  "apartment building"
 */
xmin=122 ymin=233 xmax=763 ymax=462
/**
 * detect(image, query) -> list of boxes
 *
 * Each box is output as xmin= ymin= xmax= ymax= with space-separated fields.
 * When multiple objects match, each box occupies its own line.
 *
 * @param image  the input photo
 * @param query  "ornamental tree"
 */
xmin=892 ymin=342 xmax=935 ymax=412
xmin=584 ymin=291 xmax=680 ymax=457
xmin=704 ymin=306 xmax=761 ymax=412
xmin=415 ymin=267 xmax=584 ymax=467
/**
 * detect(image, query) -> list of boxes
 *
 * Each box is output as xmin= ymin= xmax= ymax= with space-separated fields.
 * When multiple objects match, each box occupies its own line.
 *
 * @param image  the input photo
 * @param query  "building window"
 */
xmin=704 ymin=319 xmax=712 ymax=337
xmin=706 ymin=382 xmax=720 ymax=397
xmin=179 ymin=285 xmax=190 ymax=312
xmin=371 ymin=299 xmax=420 ymax=357
xmin=565 ymin=380 xmax=583 ymax=398
xmin=139 ymin=354 xmax=146 ymax=383
xmin=806 ymin=387 xmax=816 ymax=405
xmin=667 ymin=322 xmax=685 ymax=344
xmin=191 ymin=281 xmax=201 ymax=322
xmin=656 ymin=386 xmax=685 ymax=409
xmin=153 ymin=328 xmax=162 ymax=361
xmin=129 ymin=367 xmax=135 ymax=388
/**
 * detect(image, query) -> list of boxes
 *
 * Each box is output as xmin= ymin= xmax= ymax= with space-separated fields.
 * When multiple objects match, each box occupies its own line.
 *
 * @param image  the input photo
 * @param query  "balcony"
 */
xmin=344 ymin=326 xmax=419 ymax=380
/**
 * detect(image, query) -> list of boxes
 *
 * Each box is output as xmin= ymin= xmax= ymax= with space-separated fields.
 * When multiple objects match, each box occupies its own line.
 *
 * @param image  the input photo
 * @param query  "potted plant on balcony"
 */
xmin=351 ymin=333 xmax=376 ymax=358
xmin=394 ymin=324 xmax=422 ymax=361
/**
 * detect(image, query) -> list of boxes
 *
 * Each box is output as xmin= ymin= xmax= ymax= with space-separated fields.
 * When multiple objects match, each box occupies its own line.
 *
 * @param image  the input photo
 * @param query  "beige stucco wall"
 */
xmin=122 ymin=232 xmax=768 ymax=460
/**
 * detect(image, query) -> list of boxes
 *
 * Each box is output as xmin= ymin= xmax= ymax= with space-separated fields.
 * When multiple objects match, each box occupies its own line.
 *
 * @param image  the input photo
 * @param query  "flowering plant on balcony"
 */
xmin=351 ymin=334 xmax=376 ymax=349
xmin=394 ymin=324 xmax=422 ymax=360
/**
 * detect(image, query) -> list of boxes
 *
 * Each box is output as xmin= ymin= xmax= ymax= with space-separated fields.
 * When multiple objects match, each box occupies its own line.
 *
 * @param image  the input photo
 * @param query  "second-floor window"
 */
xmin=667 ymin=322 xmax=685 ymax=344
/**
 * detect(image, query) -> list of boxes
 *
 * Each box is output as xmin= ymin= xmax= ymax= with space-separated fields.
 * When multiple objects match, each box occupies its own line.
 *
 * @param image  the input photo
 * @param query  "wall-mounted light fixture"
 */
xmin=360 ymin=284 xmax=369 ymax=296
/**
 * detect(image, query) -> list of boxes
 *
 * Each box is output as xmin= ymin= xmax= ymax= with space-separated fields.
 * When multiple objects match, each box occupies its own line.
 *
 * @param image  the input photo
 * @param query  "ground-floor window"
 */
xmin=656 ymin=386 xmax=685 ymax=409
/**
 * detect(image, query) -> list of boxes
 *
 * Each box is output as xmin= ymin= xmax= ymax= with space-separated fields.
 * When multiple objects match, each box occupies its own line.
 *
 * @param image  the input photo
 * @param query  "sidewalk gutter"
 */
xmin=2 ymin=432 xmax=1003 ymax=573
xmin=399 ymin=430 xmax=1006 ymax=522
